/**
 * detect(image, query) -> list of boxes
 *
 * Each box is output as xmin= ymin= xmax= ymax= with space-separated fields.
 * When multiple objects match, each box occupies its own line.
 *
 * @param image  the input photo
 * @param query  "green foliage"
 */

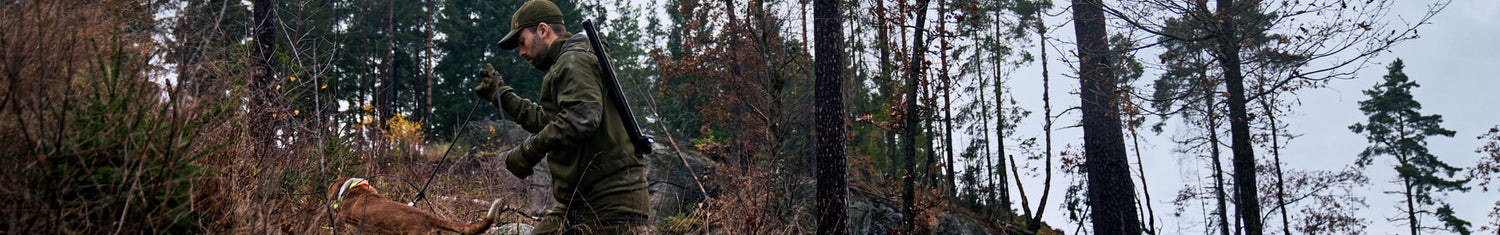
xmin=1349 ymin=58 xmax=1471 ymax=234
xmin=430 ymin=0 xmax=581 ymax=137
xmin=170 ymin=0 xmax=250 ymax=94
xmin=1436 ymin=204 xmax=1473 ymax=235
xmin=13 ymin=44 xmax=229 ymax=233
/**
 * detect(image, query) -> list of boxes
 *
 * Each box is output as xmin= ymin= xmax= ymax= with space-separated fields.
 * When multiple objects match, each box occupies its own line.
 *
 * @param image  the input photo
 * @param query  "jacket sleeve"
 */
xmin=512 ymin=54 xmax=604 ymax=164
xmin=498 ymin=87 xmax=554 ymax=133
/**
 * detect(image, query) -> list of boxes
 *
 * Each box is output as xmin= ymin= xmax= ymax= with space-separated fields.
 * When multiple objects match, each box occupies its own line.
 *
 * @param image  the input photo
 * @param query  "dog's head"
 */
xmin=328 ymin=177 xmax=377 ymax=210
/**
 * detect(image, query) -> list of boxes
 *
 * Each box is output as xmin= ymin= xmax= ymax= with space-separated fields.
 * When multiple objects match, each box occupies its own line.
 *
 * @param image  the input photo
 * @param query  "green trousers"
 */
xmin=530 ymin=211 xmax=649 ymax=234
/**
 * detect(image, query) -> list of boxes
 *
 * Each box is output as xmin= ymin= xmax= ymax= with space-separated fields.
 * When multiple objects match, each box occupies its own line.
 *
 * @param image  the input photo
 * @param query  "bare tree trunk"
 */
xmin=1009 ymin=153 xmax=1032 ymax=218
xmin=813 ymin=0 xmax=849 ymax=233
xmin=1073 ymin=0 xmax=1143 ymax=233
xmin=1206 ymin=74 xmax=1231 ymax=235
xmin=992 ymin=11 xmax=1010 ymax=212
xmin=1260 ymin=89 xmax=1291 ymax=235
xmin=939 ymin=0 xmax=957 ymax=198
xmin=903 ymin=0 xmax=931 ymax=232
xmin=876 ymin=0 xmax=890 ymax=79
xmin=1131 ymin=124 xmax=1157 ymax=233
xmin=424 ymin=0 xmax=434 ymax=131
xmin=1214 ymin=0 xmax=1262 ymax=233
xmin=977 ymin=57 xmax=992 ymax=211
xmin=1029 ymin=13 xmax=1055 ymax=230
xmin=1403 ymin=174 xmax=1418 ymax=235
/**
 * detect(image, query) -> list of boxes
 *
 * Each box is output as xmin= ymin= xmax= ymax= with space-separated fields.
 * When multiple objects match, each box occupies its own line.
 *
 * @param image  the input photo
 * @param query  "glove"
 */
xmin=501 ymin=141 xmax=541 ymax=178
xmin=472 ymin=64 xmax=512 ymax=106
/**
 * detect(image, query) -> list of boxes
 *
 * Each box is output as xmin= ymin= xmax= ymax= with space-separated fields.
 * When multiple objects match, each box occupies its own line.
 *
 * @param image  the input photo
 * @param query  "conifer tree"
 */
xmin=1350 ymin=59 xmax=1472 ymax=235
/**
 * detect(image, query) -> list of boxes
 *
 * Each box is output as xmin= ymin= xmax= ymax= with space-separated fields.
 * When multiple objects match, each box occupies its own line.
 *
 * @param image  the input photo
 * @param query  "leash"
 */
xmin=411 ymin=99 xmax=485 ymax=204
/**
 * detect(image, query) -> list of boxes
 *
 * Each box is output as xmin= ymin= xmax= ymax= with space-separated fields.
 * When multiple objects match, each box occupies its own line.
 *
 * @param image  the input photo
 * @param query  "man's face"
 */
xmin=516 ymin=24 xmax=552 ymax=68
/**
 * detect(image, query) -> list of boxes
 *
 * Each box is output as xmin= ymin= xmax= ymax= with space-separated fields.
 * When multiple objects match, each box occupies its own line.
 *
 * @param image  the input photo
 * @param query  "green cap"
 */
xmin=497 ymin=0 xmax=564 ymax=50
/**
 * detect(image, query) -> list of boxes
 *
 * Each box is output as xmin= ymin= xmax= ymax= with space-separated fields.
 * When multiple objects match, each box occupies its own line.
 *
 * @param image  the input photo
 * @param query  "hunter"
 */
xmin=472 ymin=0 xmax=649 ymax=233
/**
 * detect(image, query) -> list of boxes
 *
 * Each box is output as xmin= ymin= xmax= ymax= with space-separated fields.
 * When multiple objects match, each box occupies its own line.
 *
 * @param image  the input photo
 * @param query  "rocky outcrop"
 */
xmin=849 ymin=198 xmax=903 ymax=234
xmin=848 ymin=191 xmax=993 ymax=235
xmin=645 ymin=141 xmax=713 ymax=224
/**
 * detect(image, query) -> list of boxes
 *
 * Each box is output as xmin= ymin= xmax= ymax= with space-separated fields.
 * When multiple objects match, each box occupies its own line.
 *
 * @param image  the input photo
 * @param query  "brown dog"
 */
xmin=327 ymin=177 xmax=500 ymax=235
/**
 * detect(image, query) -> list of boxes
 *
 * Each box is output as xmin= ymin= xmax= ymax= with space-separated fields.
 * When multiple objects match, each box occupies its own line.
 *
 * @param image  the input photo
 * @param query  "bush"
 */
xmin=2 ymin=39 xmax=229 ymax=233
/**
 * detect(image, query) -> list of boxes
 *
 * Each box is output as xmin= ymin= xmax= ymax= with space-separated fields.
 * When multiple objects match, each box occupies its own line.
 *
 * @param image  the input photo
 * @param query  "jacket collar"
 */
xmin=534 ymin=32 xmax=574 ymax=70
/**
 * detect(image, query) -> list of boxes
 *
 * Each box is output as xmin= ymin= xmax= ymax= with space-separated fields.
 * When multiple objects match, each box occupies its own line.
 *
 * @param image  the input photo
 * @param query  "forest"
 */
xmin=1 ymin=0 xmax=1497 ymax=234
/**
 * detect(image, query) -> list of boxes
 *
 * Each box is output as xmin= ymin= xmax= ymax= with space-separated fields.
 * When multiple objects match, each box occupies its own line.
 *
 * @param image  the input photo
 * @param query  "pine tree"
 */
xmin=1350 ymin=59 xmax=1471 ymax=235
xmin=1072 ymin=0 xmax=1142 ymax=233
xmin=901 ymin=0 xmax=931 ymax=232
xmin=430 ymin=0 xmax=579 ymax=138
xmin=813 ymin=0 xmax=849 ymax=233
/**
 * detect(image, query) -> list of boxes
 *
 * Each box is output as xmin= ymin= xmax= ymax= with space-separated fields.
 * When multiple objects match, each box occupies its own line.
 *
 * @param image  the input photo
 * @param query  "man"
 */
xmin=472 ymin=0 xmax=649 ymax=233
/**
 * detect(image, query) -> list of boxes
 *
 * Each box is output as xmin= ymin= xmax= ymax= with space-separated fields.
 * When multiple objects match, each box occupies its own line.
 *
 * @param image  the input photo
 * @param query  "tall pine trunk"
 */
xmin=992 ymin=12 xmax=1010 ymax=212
xmin=1260 ymin=89 xmax=1291 ymax=235
xmin=1207 ymin=75 xmax=1231 ymax=235
xmin=813 ymin=0 xmax=849 ymax=233
xmin=902 ymin=0 xmax=931 ymax=232
xmin=1073 ymin=0 xmax=1142 ymax=233
xmin=423 ymin=0 xmax=434 ymax=130
xmin=1030 ymin=13 xmax=1055 ymax=230
xmin=1130 ymin=120 xmax=1157 ymax=233
xmin=1214 ymin=0 xmax=1262 ymax=233
xmin=940 ymin=0 xmax=956 ymax=197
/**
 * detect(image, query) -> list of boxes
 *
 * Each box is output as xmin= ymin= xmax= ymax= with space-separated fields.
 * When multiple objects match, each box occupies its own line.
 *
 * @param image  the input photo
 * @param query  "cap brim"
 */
xmin=497 ymin=28 xmax=522 ymax=50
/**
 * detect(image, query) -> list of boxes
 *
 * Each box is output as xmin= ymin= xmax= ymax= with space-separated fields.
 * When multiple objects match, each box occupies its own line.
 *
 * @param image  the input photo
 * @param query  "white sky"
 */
xmin=989 ymin=0 xmax=1500 ymax=233
xmin=631 ymin=0 xmax=1500 ymax=233
xmin=183 ymin=0 xmax=1493 ymax=232
xmin=234 ymin=0 xmax=1494 ymax=232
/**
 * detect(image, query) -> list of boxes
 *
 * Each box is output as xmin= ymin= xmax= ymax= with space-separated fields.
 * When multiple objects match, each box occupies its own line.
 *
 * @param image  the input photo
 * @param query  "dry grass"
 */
xmin=1 ymin=1 xmax=1049 ymax=234
xmin=0 ymin=0 xmax=552 ymax=233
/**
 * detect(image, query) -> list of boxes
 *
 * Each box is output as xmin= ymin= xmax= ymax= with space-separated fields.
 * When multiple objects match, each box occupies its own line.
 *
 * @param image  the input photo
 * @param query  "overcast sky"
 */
xmin=614 ymin=0 xmax=1497 ymax=232
xmin=994 ymin=0 xmax=1500 ymax=233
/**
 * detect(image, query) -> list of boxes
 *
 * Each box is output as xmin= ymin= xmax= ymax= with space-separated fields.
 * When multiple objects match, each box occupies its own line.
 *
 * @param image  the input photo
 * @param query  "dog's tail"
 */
xmin=453 ymin=199 xmax=501 ymax=235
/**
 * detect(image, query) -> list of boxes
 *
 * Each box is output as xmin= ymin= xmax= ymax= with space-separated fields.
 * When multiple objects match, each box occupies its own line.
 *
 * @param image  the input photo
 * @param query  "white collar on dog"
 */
xmin=333 ymin=178 xmax=371 ymax=210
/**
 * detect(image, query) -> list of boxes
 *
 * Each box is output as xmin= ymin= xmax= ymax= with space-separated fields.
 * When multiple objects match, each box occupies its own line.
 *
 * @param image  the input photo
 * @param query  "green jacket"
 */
xmin=496 ymin=32 xmax=649 ymax=220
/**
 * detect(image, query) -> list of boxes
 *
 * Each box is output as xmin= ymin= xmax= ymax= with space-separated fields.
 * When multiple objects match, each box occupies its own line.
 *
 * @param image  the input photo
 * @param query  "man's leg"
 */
xmin=530 ymin=214 xmax=565 ymax=235
xmin=594 ymin=224 xmax=651 ymax=234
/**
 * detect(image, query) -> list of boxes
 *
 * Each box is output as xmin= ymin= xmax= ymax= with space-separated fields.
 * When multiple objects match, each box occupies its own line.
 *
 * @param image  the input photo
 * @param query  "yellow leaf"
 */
xmin=290 ymin=76 xmax=297 ymax=82
xmin=322 ymin=83 xmax=328 ymax=89
xmin=294 ymin=110 xmax=300 ymax=115
xmin=276 ymin=85 xmax=281 ymax=90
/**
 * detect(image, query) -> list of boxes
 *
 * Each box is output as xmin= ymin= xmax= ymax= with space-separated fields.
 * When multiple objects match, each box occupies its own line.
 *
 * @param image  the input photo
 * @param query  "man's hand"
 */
xmin=472 ymin=64 xmax=511 ymax=106
xmin=501 ymin=143 xmax=541 ymax=178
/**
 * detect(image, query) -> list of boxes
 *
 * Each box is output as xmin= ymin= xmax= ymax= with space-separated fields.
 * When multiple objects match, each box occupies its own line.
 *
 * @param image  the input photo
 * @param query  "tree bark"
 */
xmin=813 ymin=0 xmax=849 ymax=233
xmin=1073 ymin=0 xmax=1143 ymax=233
xmin=940 ymin=0 xmax=956 ymax=198
xmin=1214 ymin=0 xmax=1262 ymax=233
xmin=903 ymin=0 xmax=931 ymax=232
xmin=1261 ymin=90 xmax=1291 ymax=235
xmin=1030 ymin=14 xmax=1055 ymax=230
xmin=992 ymin=11 xmax=1010 ymax=212
xmin=424 ymin=0 xmax=434 ymax=131
xmin=1207 ymin=74 xmax=1231 ymax=235
xmin=1131 ymin=123 xmax=1157 ymax=233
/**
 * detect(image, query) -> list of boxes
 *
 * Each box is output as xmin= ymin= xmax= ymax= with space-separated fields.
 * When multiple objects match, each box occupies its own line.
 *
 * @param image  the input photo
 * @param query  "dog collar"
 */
xmin=333 ymin=178 xmax=371 ymax=210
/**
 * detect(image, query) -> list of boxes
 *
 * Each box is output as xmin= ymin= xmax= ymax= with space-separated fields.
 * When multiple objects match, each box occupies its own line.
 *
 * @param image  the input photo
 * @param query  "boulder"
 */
xmin=645 ymin=141 xmax=713 ymax=223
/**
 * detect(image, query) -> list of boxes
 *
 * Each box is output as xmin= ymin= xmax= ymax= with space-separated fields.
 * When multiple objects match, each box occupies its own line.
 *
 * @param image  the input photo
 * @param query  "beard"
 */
xmin=524 ymin=35 xmax=550 ymax=70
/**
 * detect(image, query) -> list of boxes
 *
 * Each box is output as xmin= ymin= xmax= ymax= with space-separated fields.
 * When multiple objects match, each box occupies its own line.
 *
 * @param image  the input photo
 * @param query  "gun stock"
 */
xmin=581 ymin=19 xmax=654 ymax=155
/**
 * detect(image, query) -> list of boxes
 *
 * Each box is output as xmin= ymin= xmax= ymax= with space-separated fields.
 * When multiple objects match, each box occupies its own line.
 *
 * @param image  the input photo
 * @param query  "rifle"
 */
xmin=581 ymin=19 xmax=654 ymax=155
